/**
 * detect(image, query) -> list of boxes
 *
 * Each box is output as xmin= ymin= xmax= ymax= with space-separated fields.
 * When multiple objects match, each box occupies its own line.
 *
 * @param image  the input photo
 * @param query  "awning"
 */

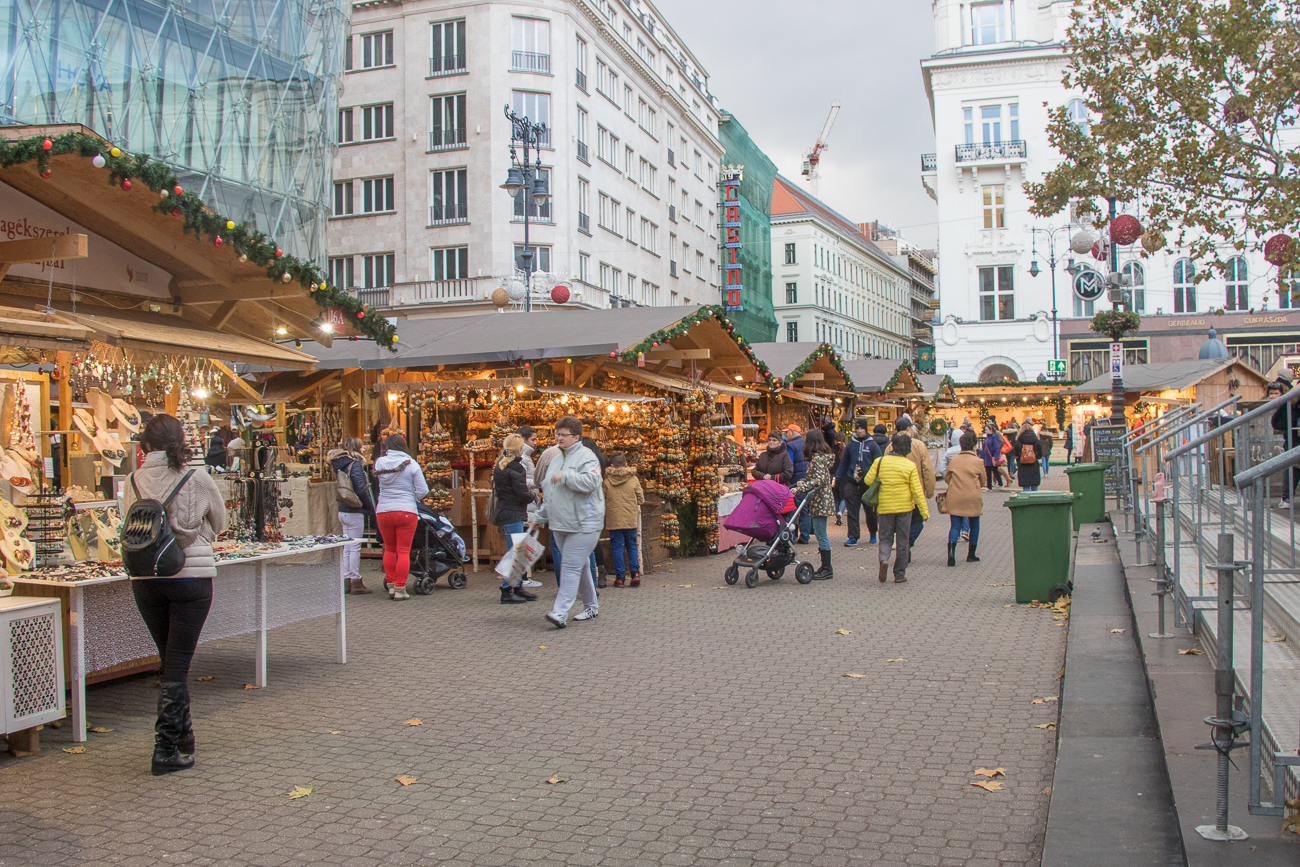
xmin=780 ymin=390 xmax=832 ymax=406
xmin=605 ymin=362 xmax=759 ymax=399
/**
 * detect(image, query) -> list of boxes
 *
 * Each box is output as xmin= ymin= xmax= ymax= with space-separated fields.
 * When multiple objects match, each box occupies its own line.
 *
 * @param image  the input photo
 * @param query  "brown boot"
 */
xmin=349 ymin=579 xmax=373 ymax=595
xmin=878 ymin=561 xmax=889 ymax=583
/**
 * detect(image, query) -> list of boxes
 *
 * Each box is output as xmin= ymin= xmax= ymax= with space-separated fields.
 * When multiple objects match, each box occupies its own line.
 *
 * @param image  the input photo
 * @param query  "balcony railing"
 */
xmin=954 ymin=140 xmax=1027 ymax=163
xmin=356 ymin=286 xmax=391 ymax=308
xmin=667 ymin=148 xmax=675 ymax=167
xmin=428 ymin=202 xmax=468 ymax=225
xmin=429 ymin=54 xmax=466 ymax=76
xmin=921 ymin=153 xmax=937 ymax=172
xmin=669 ymin=260 xmax=677 ymax=277
xmin=578 ymin=212 xmax=590 ymax=233
xmin=576 ymin=69 xmax=587 ymax=90
xmin=429 ymin=128 xmax=467 ymax=150
xmin=576 ymin=140 xmax=589 ymax=162
xmin=511 ymin=51 xmax=551 ymax=74
xmin=389 ymin=278 xmax=485 ymax=306
xmin=668 ymin=204 xmax=676 ymax=222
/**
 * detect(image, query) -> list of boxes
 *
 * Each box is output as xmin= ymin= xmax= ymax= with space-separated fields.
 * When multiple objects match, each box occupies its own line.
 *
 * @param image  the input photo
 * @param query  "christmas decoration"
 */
xmin=120 ymin=179 xmax=131 ymax=191
xmin=1109 ymin=215 xmax=1143 ymax=246
xmin=91 ymin=154 xmax=105 ymax=168
xmin=1265 ymin=233 xmax=1296 ymax=266
xmin=1071 ymin=229 xmax=1100 ymax=254
xmin=491 ymin=286 xmax=510 ymax=307
xmin=1140 ymin=229 xmax=1166 ymax=253
xmin=551 ymin=283 xmax=570 ymax=304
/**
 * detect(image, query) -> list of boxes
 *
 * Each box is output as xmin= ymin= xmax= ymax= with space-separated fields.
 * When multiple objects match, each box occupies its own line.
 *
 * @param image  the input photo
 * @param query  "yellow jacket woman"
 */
xmin=864 ymin=454 xmax=930 ymax=519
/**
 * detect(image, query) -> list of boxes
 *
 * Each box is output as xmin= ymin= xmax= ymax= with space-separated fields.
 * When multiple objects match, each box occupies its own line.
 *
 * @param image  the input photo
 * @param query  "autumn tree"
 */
xmin=1026 ymin=0 xmax=1300 ymax=288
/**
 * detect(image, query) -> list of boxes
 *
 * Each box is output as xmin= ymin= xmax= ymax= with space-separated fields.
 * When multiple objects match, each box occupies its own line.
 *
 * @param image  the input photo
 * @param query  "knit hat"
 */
xmin=784 ymin=424 xmax=803 ymax=436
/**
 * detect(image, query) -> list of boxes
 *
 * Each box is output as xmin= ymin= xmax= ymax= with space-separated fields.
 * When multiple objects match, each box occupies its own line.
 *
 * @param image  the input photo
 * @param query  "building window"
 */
xmin=575 ymin=35 xmax=588 ymax=90
xmin=511 ymin=91 xmax=550 ymax=145
xmin=430 ymin=94 xmax=466 ymax=149
xmin=432 ymin=246 xmax=469 ymax=280
xmin=981 ymin=185 xmax=1005 ymax=229
xmin=639 ymin=158 xmax=656 ymax=194
xmin=1280 ymin=268 xmax=1299 ymax=309
xmin=638 ymin=100 xmax=657 ymax=137
xmin=785 ymin=242 xmax=797 ymax=265
xmin=361 ymin=103 xmax=394 ymax=140
xmin=787 ymin=321 xmax=799 ymax=342
xmin=514 ymin=168 xmax=552 ymax=220
xmin=1066 ymin=99 xmax=1090 ymax=134
xmin=430 ymin=168 xmax=468 ymax=224
xmin=640 ymin=218 xmax=657 ymax=251
xmin=963 ymin=108 xmax=973 ymax=145
xmin=978 ymin=265 xmax=1014 ymax=320
xmin=1226 ymin=256 xmax=1248 ymax=310
xmin=597 ymin=126 xmax=618 ymax=165
xmin=360 ymin=31 xmax=393 ymax=69
xmin=980 ymin=106 xmax=1001 ymax=144
xmin=596 ymin=59 xmax=617 ymax=101
xmin=578 ymin=252 xmax=590 ymax=284
xmin=626 ymin=207 xmax=636 ymax=242
xmin=361 ymin=177 xmax=395 ymax=214
xmin=624 ymin=145 xmax=634 ymax=177
xmin=514 ymin=245 xmax=551 ymax=274
xmin=598 ymin=193 xmax=619 ymax=234
xmin=576 ymin=106 xmax=589 ymax=161
xmin=330 ymin=256 xmax=354 ymax=290
xmin=1009 ymin=103 xmax=1019 ymax=140
xmin=600 ymin=262 xmax=612 ymax=293
xmin=971 ymin=0 xmax=1008 ymax=45
xmin=696 ymin=250 xmax=704 ymax=278
xmin=363 ymin=253 xmax=395 ymax=288
xmin=786 ymin=282 xmax=798 ymax=304
xmin=577 ymin=178 xmax=590 ymax=233
xmin=344 ymin=35 xmax=352 ymax=71
xmin=338 ymin=108 xmax=353 ymax=144
xmin=431 ymin=20 xmax=466 ymax=75
xmin=1073 ymin=267 xmax=1101 ymax=317
xmin=332 ymin=181 xmax=353 ymax=216
xmin=510 ymin=17 xmax=551 ymax=73
xmin=694 ymin=199 xmax=703 ymax=225
xmin=1174 ymin=259 xmax=1196 ymax=313
xmin=1122 ymin=261 xmax=1145 ymax=312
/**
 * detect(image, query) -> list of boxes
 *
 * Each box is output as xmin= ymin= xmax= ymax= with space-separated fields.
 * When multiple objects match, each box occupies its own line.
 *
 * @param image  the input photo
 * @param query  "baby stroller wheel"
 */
xmin=745 ymin=568 xmax=760 ymax=589
xmin=724 ymin=565 xmax=740 ymax=585
xmin=409 ymin=573 xmax=436 ymax=595
xmin=448 ymin=570 xmax=468 ymax=589
xmin=767 ymin=565 xmax=785 ymax=580
xmin=795 ymin=562 xmax=815 ymax=584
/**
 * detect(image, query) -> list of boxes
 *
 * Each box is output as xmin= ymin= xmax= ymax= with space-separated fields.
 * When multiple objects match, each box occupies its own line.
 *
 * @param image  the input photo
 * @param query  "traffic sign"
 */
xmin=1110 ymin=342 xmax=1123 ymax=376
xmin=1047 ymin=359 xmax=1066 ymax=375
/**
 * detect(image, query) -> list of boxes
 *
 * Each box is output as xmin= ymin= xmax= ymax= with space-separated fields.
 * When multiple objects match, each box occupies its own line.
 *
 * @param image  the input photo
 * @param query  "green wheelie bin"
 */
xmin=1063 ymin=462 xmax=1109 ymax=529
xmin=1003 ymin=491 xmax=1080 ymax=603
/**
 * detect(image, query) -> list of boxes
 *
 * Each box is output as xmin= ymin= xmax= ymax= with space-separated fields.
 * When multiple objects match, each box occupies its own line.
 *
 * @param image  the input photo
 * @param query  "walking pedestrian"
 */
xmin=1040 ymin=427 xmax=1054 ymax=477
xmin=943 ymin=430 xmax=984 ymax=566
xmin=829 ymin=427 xmax=846 ymax=525
xmin=494 ymin=433 xmax=537 ymax=605
xmin=792 ymin=428 xmax=836 ymax=579
xmin=582 ymin=435 xmax=610 ymax=587
xmin=981 ymin=423 xmax=1002 ymax=490
xmin=752 ymin=431 xmax=794 ymax=485
xmin=1015 ymin=422 xmax=1044 ymax=492
xmin=783 ymin=424 xmax=811 ymax=543
xmin=603 ymin=452 xmax=645 ymax=587
xmin=936 ymin=427 xmax=969 ymax=541
xmin=863 ymin=431 xmax=929 ymax=583
xmin=895 ymin=418 xmax=935 ymax=548
xmin=1064 ymin=422 xmax=1075 ymax=465
xmin=517 ymin=426 xmax=544 ymax=589
xmin=836 ymin=418 xmax=882 ymax=547
xmin=531 ymin=415 xmax=605 ymax=628
xmin=122 ymin=414 xmax=227 ymax=775
xmin=373 ymin=433 xmax=428 ymax=601
xmin=329 ymin=436 xmax=376 ymax=595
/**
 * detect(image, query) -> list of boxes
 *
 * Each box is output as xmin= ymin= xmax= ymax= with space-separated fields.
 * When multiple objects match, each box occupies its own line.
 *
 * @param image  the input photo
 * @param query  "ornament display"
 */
xmin=505 ymin=279 xmax=526 ymax=302
xmin=551 ymin=283 xmax=570 ymax=304
xmin=1108 ymin=215 xmax=1143 ymax=246
xmin=121 ymin=179 xmax=131 ymax=191
xmin=1140 ymin=230 xmax=1166 ymax=253
xmin=1070 ymin=229 xmax=1100 ymax=254
xmin=1265 ymin=233 xmax=1296 ymax=266
xmin=91 ymin=154 xmax=105 ymax=168
xmin=491 ymin=286 xmax=510 ymax=307
xmin=1090 ymin=237 xmax=1108 ymax=261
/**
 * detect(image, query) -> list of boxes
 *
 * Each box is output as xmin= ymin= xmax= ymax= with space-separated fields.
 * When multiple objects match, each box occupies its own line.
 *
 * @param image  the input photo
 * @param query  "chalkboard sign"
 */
xmin=1090 ymin=423 xmax=1126 ymax=495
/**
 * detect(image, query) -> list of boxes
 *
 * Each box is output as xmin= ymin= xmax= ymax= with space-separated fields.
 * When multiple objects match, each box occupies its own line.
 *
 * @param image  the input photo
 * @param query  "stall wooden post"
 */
xmin=732 ymin=396 xmax=746 ymax=445
xmin=55 ymin=352 xmax=73 ymax=483
xmin=164 ymin=389 xmax=179 ymax=416
xmin=275 ymin=403 xmax=286 ymax=447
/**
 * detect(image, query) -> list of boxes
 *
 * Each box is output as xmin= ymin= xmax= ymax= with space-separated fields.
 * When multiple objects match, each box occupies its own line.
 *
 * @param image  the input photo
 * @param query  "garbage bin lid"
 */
xmin=1003 ymin=491 xmax=1081 ymax=509
xmin=1063 ymin=462 xmax=1111 ymax=473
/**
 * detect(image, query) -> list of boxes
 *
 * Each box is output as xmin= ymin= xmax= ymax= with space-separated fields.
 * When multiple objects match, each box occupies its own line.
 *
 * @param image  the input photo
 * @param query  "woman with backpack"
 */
xmin=373 ymin=433 xmax=429 ymax=600
xmin=1014 ymin=421 xmax=1044 ymax=492
xmin=494 ymin=433 xmax=537 ymax=605
xmin=121 ymin=414 xmax=226 ymax=776
xmin=328 ymin=437 xmax=376 ymax=595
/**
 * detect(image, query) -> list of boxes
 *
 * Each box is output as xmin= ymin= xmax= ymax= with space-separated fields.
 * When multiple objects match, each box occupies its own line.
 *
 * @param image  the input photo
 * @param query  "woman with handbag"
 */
xmin=373 ymin=433 xmax=428 ymax=600
xmin=121 ymin=414 xmax=226 ymax=775
xmin=494 ymin=433 xmax=537 ymax=604
xmin=943 ymin=430 xmax=985 ymax=566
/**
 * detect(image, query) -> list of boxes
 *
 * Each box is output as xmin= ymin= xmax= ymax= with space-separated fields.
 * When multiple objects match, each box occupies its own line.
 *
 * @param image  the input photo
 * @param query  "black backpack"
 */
xmin=121 ymin=470 xmax=195 ymax=577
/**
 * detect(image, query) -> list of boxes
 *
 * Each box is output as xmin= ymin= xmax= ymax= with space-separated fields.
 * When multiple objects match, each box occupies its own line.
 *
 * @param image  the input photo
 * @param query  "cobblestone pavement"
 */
xmin=1 ymin=476 xmax=1071 ymax=867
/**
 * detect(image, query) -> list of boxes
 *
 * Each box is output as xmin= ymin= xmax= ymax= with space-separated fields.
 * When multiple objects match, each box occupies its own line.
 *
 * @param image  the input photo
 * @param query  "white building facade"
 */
xmin=921 ymin=0 xmax=1286 ymax=382
xmin=330 ymin=0 xmax=724 ymax=318
xmin=769 ymin=176 xmax=912 ymax=360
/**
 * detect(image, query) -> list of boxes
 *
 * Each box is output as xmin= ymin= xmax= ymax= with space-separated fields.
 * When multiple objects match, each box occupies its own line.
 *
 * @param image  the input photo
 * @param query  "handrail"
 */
xmin=1233 ymin=444 xmax=1300 ymax=488
xmin=1127 ymin=404 xmax=1197 ymax=449
xmin=1164 ymin=389 xmax=1300 ymax=463
xmin=1122 ymin=407 xmax=1190 ymax=444
xmin=1135 ymin=397 xmax=1237 ymax=455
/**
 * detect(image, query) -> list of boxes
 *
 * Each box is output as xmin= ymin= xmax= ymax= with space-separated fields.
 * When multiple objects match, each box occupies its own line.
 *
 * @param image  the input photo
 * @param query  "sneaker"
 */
xmin=869 ymin=535 xmax=878 ymax=545
xmin=630 ymin=575 xmax=641 ymax=587
xmin=545 ymin=612 xmax=566 ymax=629
xmin=521 ymin=578 xmax=543 ymax=588
xmin=844 ymin=537 xmax=858 ymax=547
xmin=834 ymin=514 xmax=843 ymax=526
xmin=573 ymin=607 xmax=598 ymax=621
xmin=614 ymin=576 xmax=626 ymax=588
xmin=960 ymin=532 xmax=969 ymax=542
xmin=392 ymin=587 xmax=410 ymax=600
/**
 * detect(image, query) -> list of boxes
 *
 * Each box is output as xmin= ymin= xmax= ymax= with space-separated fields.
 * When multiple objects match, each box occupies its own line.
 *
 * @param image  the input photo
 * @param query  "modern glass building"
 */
xmin=0 ymin=0 xmax=347 ymax=262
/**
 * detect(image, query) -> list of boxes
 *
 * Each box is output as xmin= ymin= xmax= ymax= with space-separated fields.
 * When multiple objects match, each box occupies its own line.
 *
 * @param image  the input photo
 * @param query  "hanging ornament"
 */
xmin=506 ymin=279 xmax=526 ymax=302
xmin=551 ymin=283 xmax=570 ymax=304
xmin=1070 ymin=229 xmax=1100 ymax=254
xmin=491 ymin=286 xmax=509 ymax=307
xmin=109 ymin=147 xmax=121 ymax=157
xmin=275 ymin=248 xmax=283 ymax=258
xmin=238 ymin=253 xmax=248 ymax=263
xmin=226 ymin=220 xmax=236 ymax=230
xmin=174 ymin=185 xmax=183 ymax=195
xmin=281 ymin=272 xmax=293 ymax=283
xmin=160 ymin=190 xmax=168 ymax=199
xmin=91 ymin=154 xmax=105 ymax=168
xmin=121 ymin=179 xmax=131 ymax=191
xmin=1109 ymin=215 xmax=1143 ymax=246
xmin=40 ymin=169 xmax=51 ymax=179
xmin=1090 ymin=236 xmax=1108 ymax=261
xmin=1140 ymin=230 xmax=1166 ymax=254
xmin=41 ymin=139 xmax=52 ymax=150
xmin=214 ymin=236 xmax=223 ymax=247
xmin=1265 ymin=233 xmax=1296 ymax=266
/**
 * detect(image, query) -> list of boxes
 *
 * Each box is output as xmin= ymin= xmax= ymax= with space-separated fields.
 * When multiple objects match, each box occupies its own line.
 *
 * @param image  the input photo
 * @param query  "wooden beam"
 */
xmin=575 ymin=358 xmax=606 ymax=387
xmin=254 ymin=301 xmax=331 ymax=349
xmin=211 ymin=360 xmax=263 ymax=402
xmin=645 ymin=348 xmax=710 ymax=361
xmin=175 ymin=280 xmax=312 ymax=305
xmin=795 ymin=373 xmax=826 ymax=382
xmin=652 ymin=360 xmax=671 ymax=374
xmin=208 ymin=300 xmax=239 ymax=329
xmin=0 ymin=234 xmax=88 ymax=265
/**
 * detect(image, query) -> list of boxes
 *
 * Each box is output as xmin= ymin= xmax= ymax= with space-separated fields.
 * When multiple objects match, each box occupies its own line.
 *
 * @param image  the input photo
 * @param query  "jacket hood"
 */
xmin=606 ymin=466 xmax=638 ymax=485
xmin=872 ymin=433 xmax=890 ymax=448
xmin=327 ymin=448 xmax=363 ymax=465
xmin=374 ymin=453 xmax=413 ymax=474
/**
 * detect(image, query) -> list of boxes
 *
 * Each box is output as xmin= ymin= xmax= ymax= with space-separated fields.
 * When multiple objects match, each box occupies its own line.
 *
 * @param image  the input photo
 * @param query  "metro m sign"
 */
xmin=720 ymin=165 xmax=744 ymax=312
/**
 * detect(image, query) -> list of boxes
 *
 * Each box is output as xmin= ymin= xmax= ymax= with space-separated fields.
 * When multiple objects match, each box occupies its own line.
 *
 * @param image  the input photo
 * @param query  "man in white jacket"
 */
xmin=530 ymin=416 xmax=605 ymax=628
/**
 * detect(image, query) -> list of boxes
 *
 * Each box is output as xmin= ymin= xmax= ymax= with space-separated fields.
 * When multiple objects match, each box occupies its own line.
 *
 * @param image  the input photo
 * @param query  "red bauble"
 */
xmin=275 ymin=248 xmax=283 ymax=258
xmin=356 ymin=311 xmax=364 ymax=319
xmin=172 ymin=208 xmax=180 ymax=216
xmin=41 ymin=139 xmax=52 ymax=150
xmin=551 ymin=283 xmax=570 ymax=304
xmin=1265 ymin=233 xmax=1296 ymax=266
xmin=214 ymin=236 xmax=223 ymax=246
xmin=1091 ymin=238 xmax=1108 ymax=261
xmin=121 ymin=179 xmax=131 ymax=191
xmin=174 ymin=185 xmax=183 ymax=195
xmin=1109 ymin=215 xmax=1143 ymax=246
xmin=39 ymin=169 xmax=51 ymax=179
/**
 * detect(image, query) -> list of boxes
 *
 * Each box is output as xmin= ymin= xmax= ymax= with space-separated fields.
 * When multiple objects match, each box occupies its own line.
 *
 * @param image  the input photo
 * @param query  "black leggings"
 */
xmin=132 ymin=578 xmax=213 ymax=682
xmin=986 ymin=467 xmax=999 ymax=489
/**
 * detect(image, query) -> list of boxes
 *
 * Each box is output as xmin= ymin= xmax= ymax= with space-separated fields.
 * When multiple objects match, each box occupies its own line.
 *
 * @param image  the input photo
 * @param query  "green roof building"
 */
xmin=718 ymin=112 xmax=778 ymax=343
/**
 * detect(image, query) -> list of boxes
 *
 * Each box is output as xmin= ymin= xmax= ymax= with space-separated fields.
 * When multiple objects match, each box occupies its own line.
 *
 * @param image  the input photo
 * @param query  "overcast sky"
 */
xmin=652 ymin=0 xmax=939 ymax=247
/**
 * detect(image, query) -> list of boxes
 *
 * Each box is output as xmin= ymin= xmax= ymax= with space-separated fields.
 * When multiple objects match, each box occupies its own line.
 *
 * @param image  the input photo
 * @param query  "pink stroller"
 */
xmin=722 ymin=480 xmax=814 ymax=588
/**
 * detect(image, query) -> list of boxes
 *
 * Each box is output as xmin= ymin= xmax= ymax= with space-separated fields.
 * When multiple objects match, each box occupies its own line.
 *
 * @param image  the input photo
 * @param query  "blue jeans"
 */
xmin=1023 ymin=485 xmax=1039 ymax=492
xmin=908 ymin=512 xmax=924 ymax=546
xmin=1041 ymin=456 xmax=1050 ymax=475
xmin=609 ymin=528 xmax=639 ymax=578
xmin=811 ymin=515 xmax=829 ymax=551
xmin=500 ymin=521 xmax=525 ymax=586
xmin=949 ymin=515 xmax=980 ymax=546
xmin=795 ymin=490 xmax=812 ymax=539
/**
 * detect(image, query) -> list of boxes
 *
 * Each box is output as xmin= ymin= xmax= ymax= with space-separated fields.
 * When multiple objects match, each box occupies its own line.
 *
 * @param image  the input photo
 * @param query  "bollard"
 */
xmin=1150 ymin=498 xmax=1173 ymax=639
xmin=1194 ymin=533 xmax=1250 ymax=841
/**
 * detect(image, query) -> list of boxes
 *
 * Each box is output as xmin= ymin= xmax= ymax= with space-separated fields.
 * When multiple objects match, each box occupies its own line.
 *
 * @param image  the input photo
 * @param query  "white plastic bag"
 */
xmin=494 ymin=530 xmax=544 ymax=582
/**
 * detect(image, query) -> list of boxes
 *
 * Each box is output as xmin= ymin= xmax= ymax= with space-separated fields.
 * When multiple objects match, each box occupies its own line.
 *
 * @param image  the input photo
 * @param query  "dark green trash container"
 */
xmin=1003 ymin=491 xmax=1080 ymax=603
xmin=1063 ymin=462 xmax=1109 ymax=529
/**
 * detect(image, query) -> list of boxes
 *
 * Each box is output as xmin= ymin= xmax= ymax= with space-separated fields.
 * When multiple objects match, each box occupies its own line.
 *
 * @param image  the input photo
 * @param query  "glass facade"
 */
xmin=0 ymin=0 xmax=347 ymax=262
xmin=718 ymin=111 xmax=778 ymax=344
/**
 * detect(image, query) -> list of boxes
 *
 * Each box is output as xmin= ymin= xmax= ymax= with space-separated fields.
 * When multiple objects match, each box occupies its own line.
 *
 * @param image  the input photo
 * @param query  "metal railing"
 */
xmin=511 ymin=51 xmax=550 ymax=73
xmin=355 ymin=286 xmax=390 ymax=308
xmin=429 ymin=202 xmax=468 ymax=225
xmin=954 ymin=140 xmax=1027 ymax=163
xmin=921 ymin=153 xmax=937 ymax=172
xmin=667 ymin=148 xmax=675 ymax=166
xmin=578 ymin=212 xmax=589 ymax=233
xmin=429 ymin=128 xmax=467 ymax=150
xmin=576 ymin=141 xmax=589 ymax=162
xmin=429 ymin=54 xmax=466 ymax=76
xmin=575 ymin=69 xmax=587 ymax=90
xmin=388 ymin=278 xmax=484 ymax=306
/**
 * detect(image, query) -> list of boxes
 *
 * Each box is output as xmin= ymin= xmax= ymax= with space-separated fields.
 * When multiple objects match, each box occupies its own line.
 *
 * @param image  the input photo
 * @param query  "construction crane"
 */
xmin=801 ymin=101 xmax=841 ymax=200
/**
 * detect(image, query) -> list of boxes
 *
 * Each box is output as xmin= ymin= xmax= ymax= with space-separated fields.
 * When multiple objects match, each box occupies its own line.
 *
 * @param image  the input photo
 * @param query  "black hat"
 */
xmin=873 ymin=424 xmax=888 ymax=434
xmin=854 ymin=418 xmax=870 ymax=432
xmin=895 ymin=418 xmax=912 ymax=431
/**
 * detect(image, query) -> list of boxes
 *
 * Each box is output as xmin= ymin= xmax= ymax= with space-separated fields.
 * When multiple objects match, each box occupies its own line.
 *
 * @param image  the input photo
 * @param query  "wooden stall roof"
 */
xmin=841 ymin=358 xmax=919 ymax=396
xmin=749 ymin=342 xmax=853 ymax=392
xmin=916 ymin=373 xmax=958 ymax=402
xmin=1063 ymin=359 xmax=1267 ymax=395
xmin=0 ymin=125 xmax=349 ymax=351
xmin=0 ymin=303 xmax=93 ymax=362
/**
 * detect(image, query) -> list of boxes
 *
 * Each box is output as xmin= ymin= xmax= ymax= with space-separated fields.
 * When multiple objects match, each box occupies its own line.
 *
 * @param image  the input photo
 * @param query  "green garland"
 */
xmin=933 ymin=374 xmax=957 ymax=401
xmin=782 ymin=343 xmax=855 ymax=391
xmin=0 ymin=130 xmax=398 ymax=350
xmin=616 ymin=306 xmax=783 ymax=389
xmin=882 ymin=359 xmax=916 ymax=393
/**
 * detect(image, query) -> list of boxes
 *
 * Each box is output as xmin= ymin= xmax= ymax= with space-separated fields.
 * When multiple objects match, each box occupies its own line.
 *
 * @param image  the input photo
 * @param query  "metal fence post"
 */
xmin=1150 ymin=494 xmax=1173 ymax=638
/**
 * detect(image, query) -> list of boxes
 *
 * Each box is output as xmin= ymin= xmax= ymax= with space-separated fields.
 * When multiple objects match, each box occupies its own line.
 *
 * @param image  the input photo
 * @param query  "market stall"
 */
xmin=843 ymin=358 xmax=922 ymax=430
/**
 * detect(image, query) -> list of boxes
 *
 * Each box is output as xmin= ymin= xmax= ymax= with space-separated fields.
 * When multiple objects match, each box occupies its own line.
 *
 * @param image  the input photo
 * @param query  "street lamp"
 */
xmin=501 ymin=104 xmax=551 ymax=312
xmin=1028 ymin=224 xmax=1078 ymax=378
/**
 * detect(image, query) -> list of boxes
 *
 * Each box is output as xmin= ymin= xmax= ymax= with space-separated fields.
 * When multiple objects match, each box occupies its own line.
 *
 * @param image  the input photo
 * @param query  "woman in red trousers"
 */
xmin=372 ymin=434 xmax=428 ymax=600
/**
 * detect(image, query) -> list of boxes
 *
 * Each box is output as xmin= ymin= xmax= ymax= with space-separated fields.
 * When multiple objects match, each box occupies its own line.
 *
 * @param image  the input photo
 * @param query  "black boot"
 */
xmin=812 ymin=549 xmax=833 ymax=580
xmin=152 ymin=682 xmax=195 ymax=776
xmin=967 ymin=543 xmax=980 ymax=562
xmin=500 ymin=585 xmax=527 ymax=604
xmin=947 ymin=542 xmax=957 ymax=568
xmin=512 ymin=583 xmax=537 ymax=601
xmin=178 ymin=697 xmax=194 ymax=755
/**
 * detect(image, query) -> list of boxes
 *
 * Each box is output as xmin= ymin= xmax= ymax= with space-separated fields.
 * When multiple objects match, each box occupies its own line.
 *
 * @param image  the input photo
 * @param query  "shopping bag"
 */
xmin=494 ymin=529 xmax=544 ymax=582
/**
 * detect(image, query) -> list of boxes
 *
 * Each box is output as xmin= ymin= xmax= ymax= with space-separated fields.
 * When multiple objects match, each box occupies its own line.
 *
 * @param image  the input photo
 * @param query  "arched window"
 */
xmin=1280 ymin=268 xmax=1299 ymax=309
xmin=1122 ymin=261 xmax=1145 ymax=312
xmin=1066 ymin=99 xmax=1090 ymax=134
xmin=1174 ymin=259 xmax=1196 ymax=313
xmin=1225 ymin=256 xmax=1248 ymax=311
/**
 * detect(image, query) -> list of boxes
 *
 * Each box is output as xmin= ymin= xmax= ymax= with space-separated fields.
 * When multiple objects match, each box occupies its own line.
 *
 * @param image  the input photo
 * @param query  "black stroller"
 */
xmin=402 ymin=503 xmax=469 ymax=594
xmin=722 ymin=480 xmax=815 ymax=588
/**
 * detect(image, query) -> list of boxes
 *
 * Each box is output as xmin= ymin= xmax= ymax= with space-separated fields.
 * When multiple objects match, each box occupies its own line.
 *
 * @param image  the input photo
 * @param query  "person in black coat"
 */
xmin=1268 ymin=377 xmax=1300 ymax=504
xmin=1014 ymin=423 xmax=1044 ymax=491
xmin=494 ymin=433 xmax=537 ymax=604
xmin=753 ymin=431 xmax=794 ymax=485
xmin=836 ymin=418 xmax=883 ymax=545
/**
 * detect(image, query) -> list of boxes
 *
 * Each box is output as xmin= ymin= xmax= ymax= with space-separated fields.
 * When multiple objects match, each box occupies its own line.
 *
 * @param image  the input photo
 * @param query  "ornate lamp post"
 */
xmin=1029 ymin=224 xmax=1082 ymax=376
xmin=500 ymin=105 xmax=550 ymax=312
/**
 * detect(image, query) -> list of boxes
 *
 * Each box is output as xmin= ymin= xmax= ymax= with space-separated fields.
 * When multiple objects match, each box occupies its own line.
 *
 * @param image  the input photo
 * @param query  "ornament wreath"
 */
xmin=0 ymin=130 xmax=398 ymax=350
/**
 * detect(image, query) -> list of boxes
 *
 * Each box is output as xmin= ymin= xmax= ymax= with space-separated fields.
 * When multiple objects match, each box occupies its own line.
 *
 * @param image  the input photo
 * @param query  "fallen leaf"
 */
xmin=62 ymin=747 xmax=86 ymax=754
xmin=971 ymin=780 xmax=1005 ymax=792
xmin=195 ymin=676 xmax=214 ymax=682
xmin=545 ymin=774 xmax=565 ymax=785
xmin=834 ymin=629 xmax=852 ymax=635
xmin=1032 ymin=696 xmax=1059 ymax=704
xmin=1035 ymin=723 xmax=1057 ymax=730
xmin=403 ymin=718 xmax=423 ymax=726
xmin=87 ymin=726 xmax=113 ymax=733
xmin=1265 ymin=637 xmax=1286 ymax=643
xmin=973 ymin=767 xmax=1007 ymax=778
xmin=886 ymin=658 xmax=906 ymax=663
xmin=1042 ymin=786 xmax=1053 ymax=796
xmin=394 ymin=775 xmax=417 ymax=786
xmin=243 ymin=684 xmax=261 ymax=690
xmin=677 ymin=584 xmax=694 ymax=588
xmin=538 ymin=645 xmax=548 ymax=650
xmin=842 ymin=673 xmax=864 ymax=678
xmin=1282 ymin=798 xmax=1298 ymax=834
xmin=1179 ymin=647 xmax=1205 ymax=655
xmin=328 ymin=731 xmax=341 ymax=735
xmin=286 ymin=785 xmax=312 ymax=800
xmin=1110 ymin=628 xmax=1126 ymax=634
xmin=1054 ymin=597 xmax=1071 ymax=610
xmin=713 ymin=586 xmax=726 ymax=589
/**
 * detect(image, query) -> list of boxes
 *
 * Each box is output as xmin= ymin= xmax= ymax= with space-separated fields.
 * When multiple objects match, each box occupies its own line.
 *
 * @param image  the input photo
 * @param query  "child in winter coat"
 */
xmin=603 ymin=453 xmax=645 ymax=587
